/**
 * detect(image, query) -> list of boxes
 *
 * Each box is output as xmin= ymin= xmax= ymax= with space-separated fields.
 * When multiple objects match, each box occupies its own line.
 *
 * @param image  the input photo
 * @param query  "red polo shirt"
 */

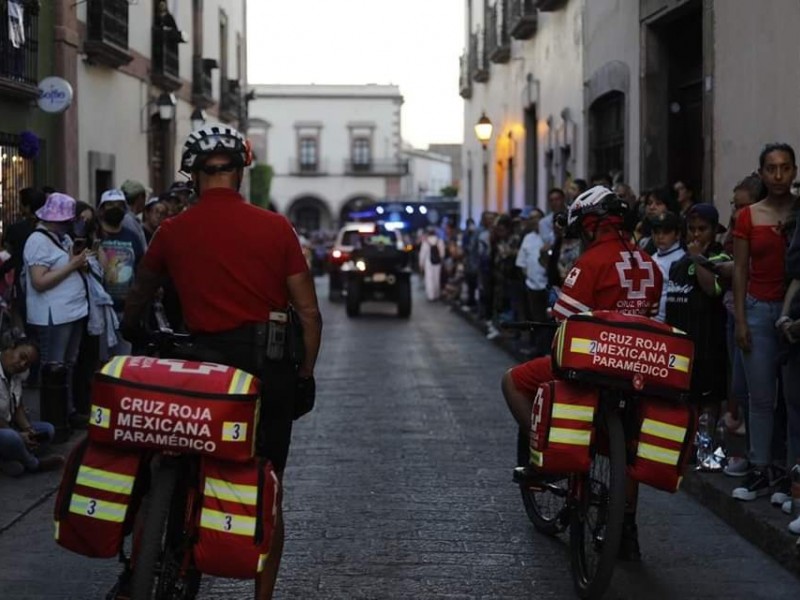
xmin=142 ymin=187 xmax=308 ymax=333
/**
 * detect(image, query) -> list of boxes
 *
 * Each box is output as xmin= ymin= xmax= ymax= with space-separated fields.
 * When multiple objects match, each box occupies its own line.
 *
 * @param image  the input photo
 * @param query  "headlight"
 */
xmin=332 ymin=249 xmax=342 ymax=258
xmin=355 ymin=260 xmax=367 ymax=272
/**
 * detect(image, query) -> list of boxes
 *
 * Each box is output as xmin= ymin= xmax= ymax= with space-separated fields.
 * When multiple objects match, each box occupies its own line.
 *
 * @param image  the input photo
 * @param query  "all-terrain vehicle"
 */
xmin=343 ymin=230 xmax=412 ymax=318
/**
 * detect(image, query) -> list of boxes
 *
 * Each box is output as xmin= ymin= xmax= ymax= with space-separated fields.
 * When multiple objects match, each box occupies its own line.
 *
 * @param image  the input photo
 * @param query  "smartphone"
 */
xmin=72 ymin=238 xmax=88 ymax=254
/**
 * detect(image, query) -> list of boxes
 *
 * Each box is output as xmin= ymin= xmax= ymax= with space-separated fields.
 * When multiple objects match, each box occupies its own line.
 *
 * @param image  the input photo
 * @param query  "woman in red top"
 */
xmin=732 ymin=143 xmax=796 ymax=501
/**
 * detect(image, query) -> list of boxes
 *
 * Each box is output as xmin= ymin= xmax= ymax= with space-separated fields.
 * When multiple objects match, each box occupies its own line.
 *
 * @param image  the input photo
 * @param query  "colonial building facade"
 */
xmin=0 ymin=0 xmax=247 ymax=235
xmin=460 ymin=0 xmax=800 ymax=224
xmin=248 ymin=84 xmax=408 ymax=231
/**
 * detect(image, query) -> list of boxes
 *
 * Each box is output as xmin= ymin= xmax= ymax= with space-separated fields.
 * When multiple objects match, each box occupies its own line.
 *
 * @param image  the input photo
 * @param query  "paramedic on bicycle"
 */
xmin=123 ymin=124 xmax=322 ymax=600
xmin=502 ymin=186 xmax=662 ymax=561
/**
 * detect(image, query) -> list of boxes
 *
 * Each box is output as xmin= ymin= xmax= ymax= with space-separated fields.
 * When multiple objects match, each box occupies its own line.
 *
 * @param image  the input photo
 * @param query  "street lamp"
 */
xmin=156 ymin=92 xmax=177 ymax=122
xmin=474 ymin=112 xmax=493 ymax=212
xmin=190 ymin=108 xmax=207 ymax=131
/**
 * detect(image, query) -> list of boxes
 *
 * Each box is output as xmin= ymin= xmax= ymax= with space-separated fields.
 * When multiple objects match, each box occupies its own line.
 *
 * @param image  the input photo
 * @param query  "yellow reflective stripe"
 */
xmin=530 ymin=448 xmax=544 ymax=467
xmin=76 ymin=465 xmax=135 ymax=495
xmin=569 ymin=337 xmax=594 ymax=355
xmin=200 ymin=508 xmax=256 ymax=537
xmin=556 ymin=326 xmax=566 ymax=364
xmin=69 ymin=494 xmax=127 ymax=523
xmin=89 ymin=405 xmax=111 ymax=429
xmin=204 ymin=477 xmax=258 ymax=505
xmin=227 ymin=370 xmax=255 ymax=395
xmin=641 ymin=418 xmax=687 ymax=443
xmin=637 ymin=442 xmax=680 ymax=465
xmin=552 ymin=403 xmax=594 ymax=423
xmin=669 ymin=354 xmax=690 ymax=373
xmin=101 ymin=356 xmax=127 ymax=378
xmin=548 ymin=427 xmax=591 ymax=446
xmin=222 ymin=421 xmax=248 ymax=442
xmin=257 ymin=553 xmax=270 ymax=573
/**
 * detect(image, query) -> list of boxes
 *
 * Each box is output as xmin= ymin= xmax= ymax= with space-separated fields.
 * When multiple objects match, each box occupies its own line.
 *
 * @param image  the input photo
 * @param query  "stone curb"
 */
xmin=445 ymin=301 xmax=800 ymax=578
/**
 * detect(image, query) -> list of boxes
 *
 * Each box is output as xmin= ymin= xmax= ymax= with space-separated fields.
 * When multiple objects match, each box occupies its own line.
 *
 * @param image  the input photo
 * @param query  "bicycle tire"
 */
xmin=516 ymin=429 xmax=568 ymax=536
xmin=130 ymin=459 xmax=179 ymax=600
xmin=569 ymin=409 xmax=626 ymax=600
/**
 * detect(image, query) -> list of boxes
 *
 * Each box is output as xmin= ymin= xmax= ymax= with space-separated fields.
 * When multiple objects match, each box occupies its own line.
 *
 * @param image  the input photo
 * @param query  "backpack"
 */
xmin=429 ymin=241 xmax=442 ymax=265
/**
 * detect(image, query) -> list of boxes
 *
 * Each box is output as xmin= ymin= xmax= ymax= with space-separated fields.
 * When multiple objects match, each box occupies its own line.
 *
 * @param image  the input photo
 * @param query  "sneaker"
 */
xmin=36 ymin=455 xmax=65 ymax=472
xmin=0 ymin=460 xmax=24 ymax=477
xmin=618 ymin=521 xmax=642 ymax=562
xmin=724 ymin=456 xmax=751 ymax=477
xmin=789 ymin=515 xmax=800 ymax=535
xmin=732 ymin=468 xmax=772 ymax=501
xmin=771 ymin=477 xmax=791 ymax=506
xmin=486 ymin=326 xmax=500 ymax=340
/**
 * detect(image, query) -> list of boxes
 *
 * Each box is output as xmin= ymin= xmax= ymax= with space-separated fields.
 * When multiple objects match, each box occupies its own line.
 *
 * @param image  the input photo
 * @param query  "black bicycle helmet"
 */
xmin=180 ymin=123 xmax=252 ymax=173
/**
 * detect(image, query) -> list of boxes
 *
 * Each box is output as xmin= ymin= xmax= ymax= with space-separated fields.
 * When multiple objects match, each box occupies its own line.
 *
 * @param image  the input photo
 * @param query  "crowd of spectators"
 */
xmin=0 ymin=179 xmax=193 ymax=477
xmin=431 ymin=142 xmax=800 ymax=538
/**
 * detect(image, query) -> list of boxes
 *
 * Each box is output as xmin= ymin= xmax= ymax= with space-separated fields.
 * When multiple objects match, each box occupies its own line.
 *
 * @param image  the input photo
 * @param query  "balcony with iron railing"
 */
xmin=192 ymin=55 xmax=216 ymax=108
xmin=469 ymin=29 xmax=489 ymax=83
xmin=151 ymin=27 xmax=181 ymax=91
xmin=536 ymin=0 xmax=568 ymax=11
xmin=487 ymin=0 xmax=511 ymax=64
xmin=0 ymin=0 xmax=39 ymax=99
xmin=509 ymin=0 xmax=538 ymax=39
xmin=459 ymin=52 xmax=472 ymax=99
xmin=220 ymin=79 xmax=242 ymax=124
xmin=289 ymin=157 xmax=329 ymax=176
xmin=85 ymin=0 xmax=133 ymax=68
xmin=344 ymin=159 xmax=410 ymax=176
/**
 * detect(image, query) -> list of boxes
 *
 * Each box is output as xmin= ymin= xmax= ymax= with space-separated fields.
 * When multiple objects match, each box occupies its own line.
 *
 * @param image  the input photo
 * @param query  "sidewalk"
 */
xmin=0 ymin=387 xmax=85 ymax=535
xmin=448 ymin=301 xmax=800 ymax=577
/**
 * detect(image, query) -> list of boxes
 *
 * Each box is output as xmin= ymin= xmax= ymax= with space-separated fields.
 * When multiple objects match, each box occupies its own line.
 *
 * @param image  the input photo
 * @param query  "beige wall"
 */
xmin=713 ymin=0 xmax=800 ymax=224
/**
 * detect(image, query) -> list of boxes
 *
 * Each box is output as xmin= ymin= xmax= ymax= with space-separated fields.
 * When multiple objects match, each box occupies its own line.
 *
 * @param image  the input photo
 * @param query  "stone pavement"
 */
xmin=0 ymin=278 xmax=798 ymax=598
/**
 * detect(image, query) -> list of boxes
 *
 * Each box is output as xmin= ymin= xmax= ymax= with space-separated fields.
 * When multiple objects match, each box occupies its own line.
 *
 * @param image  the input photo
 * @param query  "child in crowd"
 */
xmin=650 ymin=211 xmax=685 ymax=322
xmin=665 ymin=204 xmax=730 ymax=419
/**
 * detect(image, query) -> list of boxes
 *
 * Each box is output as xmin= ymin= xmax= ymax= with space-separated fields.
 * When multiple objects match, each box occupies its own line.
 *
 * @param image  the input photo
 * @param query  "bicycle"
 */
xmin=504 ymin=316 xmax=695 ymax=599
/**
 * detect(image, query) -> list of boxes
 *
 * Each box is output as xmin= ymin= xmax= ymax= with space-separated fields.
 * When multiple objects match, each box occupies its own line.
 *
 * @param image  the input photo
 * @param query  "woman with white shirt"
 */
xmin=23 ymin=193 xmax=90 ymax=425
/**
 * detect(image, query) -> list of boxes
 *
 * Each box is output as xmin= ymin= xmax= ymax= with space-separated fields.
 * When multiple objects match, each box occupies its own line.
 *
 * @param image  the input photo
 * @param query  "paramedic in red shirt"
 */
xmin=124 ymin=124 xmax=322 ymax=600
xmin=502 ymin=186 xmax=662 ymax=560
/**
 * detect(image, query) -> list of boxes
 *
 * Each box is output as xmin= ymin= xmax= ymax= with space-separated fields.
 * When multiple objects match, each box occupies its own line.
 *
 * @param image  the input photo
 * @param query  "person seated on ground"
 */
xmin=502 ymin=186 xmax=662 ymax=561
xmin=0 ymin=339 xmax=63 ymax=476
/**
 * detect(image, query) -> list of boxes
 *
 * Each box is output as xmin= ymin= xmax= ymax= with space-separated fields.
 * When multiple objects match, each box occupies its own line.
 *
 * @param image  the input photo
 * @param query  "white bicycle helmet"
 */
xmin=565 ymin=186 xmax=630 ymax=235
xmin=180 ymin=123 xmax=252 ymax=173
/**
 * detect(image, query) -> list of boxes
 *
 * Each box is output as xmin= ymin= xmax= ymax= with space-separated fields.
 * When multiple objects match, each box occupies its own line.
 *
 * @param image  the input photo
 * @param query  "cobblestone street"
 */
xmin=0 ymin=279 xmax=797 ymax=599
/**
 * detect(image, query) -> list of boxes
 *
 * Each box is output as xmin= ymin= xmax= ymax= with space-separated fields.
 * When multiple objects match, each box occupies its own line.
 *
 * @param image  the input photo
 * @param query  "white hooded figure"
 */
xmin=418 ymin=229 xmax=446 ymax=301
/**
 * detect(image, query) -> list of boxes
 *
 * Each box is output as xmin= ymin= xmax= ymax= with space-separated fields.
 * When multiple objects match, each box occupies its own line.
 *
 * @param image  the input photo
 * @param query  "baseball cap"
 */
xmin=648 ymin=211 xmax=681 ymax=232
xmin=144 ymin=196 xmax=162 ymax=209
xmin=686 ymin=202 xmax=727 ymax=233
xmin=120 ymin=180 xmax=146 ymax=200
xmin=99 ymin=189 xmax=127 ymax=205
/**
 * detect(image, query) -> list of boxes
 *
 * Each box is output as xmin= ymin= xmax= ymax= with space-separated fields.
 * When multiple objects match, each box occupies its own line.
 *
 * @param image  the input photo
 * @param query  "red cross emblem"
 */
xmin=614 ymin=251 xmax=655 ymax=300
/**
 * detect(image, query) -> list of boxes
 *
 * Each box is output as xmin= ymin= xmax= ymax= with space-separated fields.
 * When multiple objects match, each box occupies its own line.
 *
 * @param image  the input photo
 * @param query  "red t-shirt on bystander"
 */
xmin=142 ymin=187 xmax=309 ymax=333
xmin=732 ymin=206 xmax=786 ymax=302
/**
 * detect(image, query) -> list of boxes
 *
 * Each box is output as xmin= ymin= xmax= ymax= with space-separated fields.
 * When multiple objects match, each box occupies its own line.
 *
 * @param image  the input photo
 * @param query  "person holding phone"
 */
xmin=0 ymin=338 xmax=64 ymax=476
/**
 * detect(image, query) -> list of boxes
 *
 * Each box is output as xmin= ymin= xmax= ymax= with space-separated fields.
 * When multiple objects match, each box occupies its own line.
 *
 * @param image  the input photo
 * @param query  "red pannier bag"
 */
xmin=552 ymin=311 xmax=695 ymax=399
xmin=529 ymin=380 xmax=598 ymax=473
xmin=193 ymin=456 xmax=279 ymax=579
xmin=89 ymin=356 xmax=260 ymax=463
xmin=628 ymin=398 xmax=695 ymax=492
xmin=54 ymin=438 xmax=145 ymax=558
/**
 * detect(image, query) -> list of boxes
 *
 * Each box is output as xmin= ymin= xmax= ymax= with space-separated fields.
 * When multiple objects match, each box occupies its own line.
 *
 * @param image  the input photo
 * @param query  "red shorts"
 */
xmin=510 ymin=356 xmax=554 ymax=398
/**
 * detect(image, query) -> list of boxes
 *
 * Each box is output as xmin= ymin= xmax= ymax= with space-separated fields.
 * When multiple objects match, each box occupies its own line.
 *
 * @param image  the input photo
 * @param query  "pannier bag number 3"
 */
xmin=88 ymin=356 xmax=260 ymax=462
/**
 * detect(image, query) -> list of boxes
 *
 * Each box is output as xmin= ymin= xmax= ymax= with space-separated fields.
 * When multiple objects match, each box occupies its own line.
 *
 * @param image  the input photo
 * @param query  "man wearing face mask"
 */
xmin=96 ymin=189 xmax=145 ymax=353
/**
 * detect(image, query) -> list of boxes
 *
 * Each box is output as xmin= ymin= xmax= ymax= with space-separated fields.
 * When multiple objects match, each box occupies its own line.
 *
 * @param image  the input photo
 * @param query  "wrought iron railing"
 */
xmin=0 ymin=1 xmax=39 ymax=87
xmin=152 ymin=27 xmax=180 ymax=81
xmin=87 ymin=0 xmax=129 ymax=50
xmin=344 ymin=159 xmax=409 ymax=176
xmin=459 ymin=52 xmax=472 ymax=99
xmin=487 ymin=0 xmax=511 ymax=63
xmin=509 ymin=0 xmax=538 ymax=39
xmin=470 ymin=29 xmax=489 ymax=82
xmin=192 ymin=55 xmax=214 ymax=103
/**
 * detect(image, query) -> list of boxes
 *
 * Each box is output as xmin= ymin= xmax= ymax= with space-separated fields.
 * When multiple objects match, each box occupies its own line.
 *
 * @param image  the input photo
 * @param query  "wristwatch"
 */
xmin=775 ymin=315 xmax=792 ymax=330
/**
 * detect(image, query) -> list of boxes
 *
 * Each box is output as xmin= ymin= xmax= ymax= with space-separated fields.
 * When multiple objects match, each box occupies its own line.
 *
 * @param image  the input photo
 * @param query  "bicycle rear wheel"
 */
xmin=517 ymin=429 xmax=568 ymax=535
xmin=569 ymin=409 xmax=626 ymax=599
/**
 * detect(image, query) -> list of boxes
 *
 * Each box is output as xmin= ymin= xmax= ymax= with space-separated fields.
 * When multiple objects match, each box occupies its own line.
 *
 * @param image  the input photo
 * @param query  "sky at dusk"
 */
xmin=247 ymin=0 xmax=465 ymax=149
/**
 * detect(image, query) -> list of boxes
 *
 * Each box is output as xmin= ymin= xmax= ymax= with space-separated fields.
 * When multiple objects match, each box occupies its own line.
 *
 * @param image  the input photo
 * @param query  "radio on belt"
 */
xmin=267 ymin=311 xmax=288 ymax=361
